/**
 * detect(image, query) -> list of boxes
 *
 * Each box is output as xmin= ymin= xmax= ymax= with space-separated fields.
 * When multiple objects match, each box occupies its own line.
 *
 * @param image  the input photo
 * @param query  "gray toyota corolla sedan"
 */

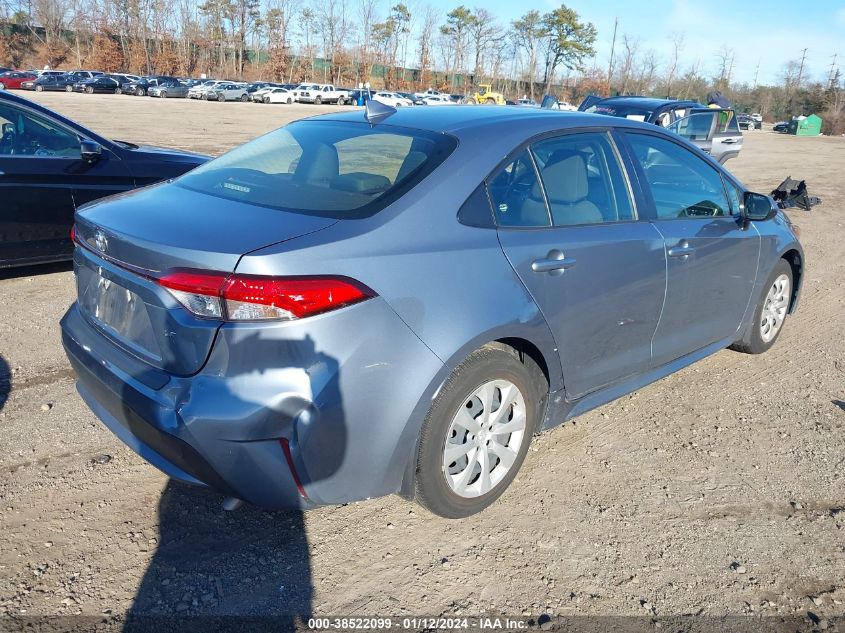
xmin=61 ymin=106 xmax=803 ymax=518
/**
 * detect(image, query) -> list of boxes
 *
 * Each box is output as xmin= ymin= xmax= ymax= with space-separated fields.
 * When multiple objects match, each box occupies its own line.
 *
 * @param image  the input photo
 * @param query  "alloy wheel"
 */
xmin=760 ymin=273 xmax=790 ymax=343
xmin=442 ymin=380 xmax=527 ymax=498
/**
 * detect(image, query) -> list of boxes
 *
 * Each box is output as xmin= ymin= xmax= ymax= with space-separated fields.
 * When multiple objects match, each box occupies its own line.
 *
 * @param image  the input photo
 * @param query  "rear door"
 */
xmin=621 ymin=130 xmax=759 ymax=366
xmin=495 ymin=130 xmax=666 ymax=399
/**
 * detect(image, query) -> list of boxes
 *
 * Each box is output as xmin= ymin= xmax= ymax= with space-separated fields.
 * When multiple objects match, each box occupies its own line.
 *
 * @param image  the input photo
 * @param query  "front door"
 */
xmin=493 ymin=131 xmax=667 ymax=399
xmin=622 ymin=130 xmax=760 ymax=366
xmin=0 ymin=100 xmax=134 ymax=265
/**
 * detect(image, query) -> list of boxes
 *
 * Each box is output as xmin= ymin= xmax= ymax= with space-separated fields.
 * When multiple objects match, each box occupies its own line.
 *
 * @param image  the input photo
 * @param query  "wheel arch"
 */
xmin=396 ymin=328 xmax=559 ymax=500
xmin=780 ymin=248 xmax=803 ymax=313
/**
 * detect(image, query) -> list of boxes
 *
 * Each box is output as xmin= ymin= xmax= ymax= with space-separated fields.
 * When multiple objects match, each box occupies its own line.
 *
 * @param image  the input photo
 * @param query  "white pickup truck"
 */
xmin=296 ymin=83 xmax=350 ymax=105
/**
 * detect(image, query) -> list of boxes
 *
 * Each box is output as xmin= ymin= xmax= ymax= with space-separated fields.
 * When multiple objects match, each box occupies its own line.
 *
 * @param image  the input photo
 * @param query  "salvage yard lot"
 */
xmin=1 ymin=92 xmax=843 ymax=622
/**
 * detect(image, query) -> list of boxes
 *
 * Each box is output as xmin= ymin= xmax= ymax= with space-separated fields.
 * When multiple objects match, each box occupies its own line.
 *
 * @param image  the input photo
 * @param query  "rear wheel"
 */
xmin=114 ymin=88 xmax=120 ymax=94
xmin=337 ymin=96 xmax=345 ymax=105
xmin=731 ymin=259 xmax=793 ymax=354
xmin=136 ymin=88 xmax=145 ymax=96
xmin=217 ymin=93 xmax=226 ymax=102
xmin=415 ymin=344 xmax=544 ymax=518
xmin=65 ymin=85 xmax=73 ymax=92
xmin=240 ymin=93 xmax=248 ymax=102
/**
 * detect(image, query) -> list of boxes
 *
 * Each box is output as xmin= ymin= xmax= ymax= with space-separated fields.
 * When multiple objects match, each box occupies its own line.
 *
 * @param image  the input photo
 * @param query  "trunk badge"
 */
xmin=94 ymin=229 xmax=108 ymax=253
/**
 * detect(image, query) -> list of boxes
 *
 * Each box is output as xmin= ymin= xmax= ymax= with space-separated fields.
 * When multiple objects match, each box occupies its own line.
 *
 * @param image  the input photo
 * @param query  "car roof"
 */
xmin=315 ymin=105 xmax=653 ymax=135
xmin=592 ymin=96 xmax=703 ymax=109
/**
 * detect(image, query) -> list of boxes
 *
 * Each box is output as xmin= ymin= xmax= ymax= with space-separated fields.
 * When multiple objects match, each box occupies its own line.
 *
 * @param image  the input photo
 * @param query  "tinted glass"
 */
xmin=175 ymin=120 xmax=457 ymax=219
xmin=0 ymin=102 xmax=80 ymax=158
xmin=626 ymin=133 xmax=730 ymax=219
xmin=488 ymin=150 xmax=549 ymax=227
xmin=667 ymin=112 xmax=714 ymax=140
xmin=530 ymin=132 xmax=635 ymax=225
xmin=585 ymin=103 xmax=653 ymax=122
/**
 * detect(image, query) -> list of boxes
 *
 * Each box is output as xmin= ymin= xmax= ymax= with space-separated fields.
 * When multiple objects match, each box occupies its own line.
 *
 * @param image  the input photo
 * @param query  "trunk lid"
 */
xmin=73 ymin=181 xmax=337 ymax=375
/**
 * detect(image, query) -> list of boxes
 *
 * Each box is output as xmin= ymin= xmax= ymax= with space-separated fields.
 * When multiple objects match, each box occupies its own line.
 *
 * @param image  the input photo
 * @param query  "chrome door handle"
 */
xmin=722 ymin=138 xmax=739 ymax=144
xmin=532 ymin=249 xmax=576 ymax=274
xmin=667 ymin=240 xmax=695 ymax=259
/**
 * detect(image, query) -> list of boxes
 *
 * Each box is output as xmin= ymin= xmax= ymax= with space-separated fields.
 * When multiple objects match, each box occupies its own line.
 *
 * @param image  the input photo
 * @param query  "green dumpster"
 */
xmin=792 ymin=114 xmax=823 ymax=136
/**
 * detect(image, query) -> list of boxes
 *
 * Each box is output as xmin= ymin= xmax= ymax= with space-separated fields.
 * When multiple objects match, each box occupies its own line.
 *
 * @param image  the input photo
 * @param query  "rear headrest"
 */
xmin=540 ymin=153 xmax=589 ymax=203
xmin=331 ymin=172 xmax=391 ymax=195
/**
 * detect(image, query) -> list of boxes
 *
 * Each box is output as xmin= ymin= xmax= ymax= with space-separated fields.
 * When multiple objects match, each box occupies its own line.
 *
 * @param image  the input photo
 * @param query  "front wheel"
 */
xmin=86 ymin=87 xmax=93 ymax=94
xmin=65 ymin=85 xmax=73 ymax=92
xmin=160 ymin=91 xmax=167 ymax=98
xmin=240 ymin=93 xmax=248 ymax=102
xmin=415 ymin=344 xmax=544 ymax=518
xmin=35 ymin=85 xmax=43 ymax=92
xmin=136 ymin=88 xmax=145 ymax=96
xmin=217 ymin=93 xmax=226 ymax=102
xmin=286 ymin=97 xmax=292 ymax=104
xmin=315 ymin=95 xmax=322 ymax=104
xmin=731 ymin=259 xmax=793 ymax=354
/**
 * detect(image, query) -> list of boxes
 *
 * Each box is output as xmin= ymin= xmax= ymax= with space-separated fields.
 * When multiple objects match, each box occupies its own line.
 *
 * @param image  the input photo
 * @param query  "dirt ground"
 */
xmin=0 ymin=92 xmax=843 ymax=628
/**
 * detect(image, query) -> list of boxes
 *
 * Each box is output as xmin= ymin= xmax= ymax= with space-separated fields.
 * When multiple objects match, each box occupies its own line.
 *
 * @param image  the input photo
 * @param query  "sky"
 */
xmin=424 ymin=0 xmax=845 ymax=86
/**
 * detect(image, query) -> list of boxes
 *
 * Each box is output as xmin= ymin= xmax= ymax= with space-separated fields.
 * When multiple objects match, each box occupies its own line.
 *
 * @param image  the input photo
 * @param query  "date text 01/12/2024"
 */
xmin=306 ymin=617 xmax=529 ymax=630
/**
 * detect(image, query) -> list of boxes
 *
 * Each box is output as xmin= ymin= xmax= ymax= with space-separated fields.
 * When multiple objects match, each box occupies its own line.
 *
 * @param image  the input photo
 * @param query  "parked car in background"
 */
xmin=210 ymin=83 xmax=249 ymax=102
xmin=62 ymin=71 xmax=104 ymax=90
xmin=773 ymin=121 xmax=790 ymax=133
xmin=121 ymin=76 xmax=178 ymax=96
xmin=516 ymin=98 xmax=538 ymax=107
xmin=0 ymin=90 xmax=208 ymax=268
xmin=263 ymin=88 xmax=295 ymax=104
xmin=0 ymin=71 xmax=38 ymax=90
xmin=372 ymin=91 xmax=414 ymax=107
xmin=61 ymin=106 xmax=802 ymax=518
xmin=20 ymin=77 xmax=39 ymax=90
xmin=250 ymin=86 xmax=276 ymax=102
xmin=420 ymin=94 xmax=455 ymax=106
xmin=345 ymin=89 xmax=372 ymax=105
xmin=147 ymin=81 xmax=190 ymax=98
xmin=737 ymin=114 xmax=761 ymax=131
xmin=751 ymin=113 xmax=763 ymax=123
xmin=74 ymin=75 xmax=122 ymax=94
xmin=29 ymin=74 xmax=77 ymax=92
xmin=297 ymin=84 xmax=350 ymax=104
xmin=580 ymin=97 xmax=743 ymax=163
xmin=188 ymin=80 xmax=224 ymax=100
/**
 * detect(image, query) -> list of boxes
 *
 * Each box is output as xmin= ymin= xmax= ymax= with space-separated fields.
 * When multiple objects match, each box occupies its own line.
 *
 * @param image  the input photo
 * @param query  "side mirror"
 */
xmin=743 ymin=191 xmax=778 ymax=221
xmin=80 ymin=138 xmax=102 ymax=164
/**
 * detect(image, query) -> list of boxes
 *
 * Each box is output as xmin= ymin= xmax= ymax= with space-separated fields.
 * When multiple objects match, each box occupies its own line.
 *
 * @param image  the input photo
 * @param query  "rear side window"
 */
xmin=488 ymin=151 xmax=549 ymax=227
xmin=175 ymin=120 xmax=457 ymax=219
xmin=530 ymin=132 xmax=635 ymax=225
xmin=626 ymin=132 xmax=730 ymax=219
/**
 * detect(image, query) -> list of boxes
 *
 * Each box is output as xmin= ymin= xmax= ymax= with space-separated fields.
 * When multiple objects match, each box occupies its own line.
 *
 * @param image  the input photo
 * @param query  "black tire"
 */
xmin=136 ymin=88 xmax=145 ymax=96
xmin=86 ymin=87 xmax=93 ymax=94
xmin=115 ymin=87 xmax=122 ymax=94
xmin=65 ymin=85 xmax=73 ymax=92
xmin=315 ymin=95 xmax=322 ymax=104
xmin=286 ymin=97 xmax=292 ymax=104
xmin=263 ymin=96 xmax=270 ymax=104
xmin=240 ymin=93 xmax=248 ymax=102
xmin=337 ymin=96 xmax=345 ymax=105
xmin=160 ymin=91 xmax=167 ymax=98
xmin=731 ymin=258 xmax=793 ymax=355
xmin=415 ymin=344 xmax=545 ymax=518
xmin=217 ymin=93 xmax=226 ymax=102
xmin=35 ymin=85 xmax=43 ymax=92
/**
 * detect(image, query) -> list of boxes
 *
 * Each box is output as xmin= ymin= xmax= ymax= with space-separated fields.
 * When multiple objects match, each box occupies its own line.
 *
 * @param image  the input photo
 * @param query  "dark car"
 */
xmin=37 ymin=75 xmax=78 ymax=91
xmin=737 ymin=113 xmax=761 ymax=131
xmin=73 ymin=75 xmax=122 ymax=94
xmin=346 ymin=89 xmax=372 ymax=105
xmin=773 ymin=121 xmax=790 ymax=133
xmin=121 ymin=76 xmax=179 ymax=96
xmin=0 ymin=91 xmax=208 ymax=268
xmin=61 ymin=107 xmax=802 ymax=517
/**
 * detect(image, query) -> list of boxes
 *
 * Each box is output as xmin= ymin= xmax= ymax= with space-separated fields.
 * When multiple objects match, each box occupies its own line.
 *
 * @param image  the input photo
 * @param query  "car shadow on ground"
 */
xmin=0 ymin=353 xmax=9 ymax=413
xmin=122 ymin=333 xmax=346 ymax=631
xmin=0 ymin=261 xmax=72 ymax=280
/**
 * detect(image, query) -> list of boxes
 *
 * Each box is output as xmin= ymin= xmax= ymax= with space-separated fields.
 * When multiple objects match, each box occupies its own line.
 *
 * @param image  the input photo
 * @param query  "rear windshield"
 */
xmin=175 ymin=120 xmax=457 ymax=219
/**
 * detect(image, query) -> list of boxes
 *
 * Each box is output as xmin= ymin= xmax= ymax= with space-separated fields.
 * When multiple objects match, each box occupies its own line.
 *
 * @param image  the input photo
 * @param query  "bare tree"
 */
xmin=664 ymin=32 xmax=683 ymax=97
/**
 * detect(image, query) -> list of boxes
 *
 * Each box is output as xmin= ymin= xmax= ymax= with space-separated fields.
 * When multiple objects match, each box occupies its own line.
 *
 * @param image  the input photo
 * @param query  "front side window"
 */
xmin=0 ymin=103 xmax=81 ymax=158
xmin=175 ymin=120 xmax=457 ymax=219
xmin=530 ymin=132 xmax=635 ymax=226
xmin=488 ymin=150 xmax=549 ymax=228
xmin=625 ymin=132 xmax=730 ymax=219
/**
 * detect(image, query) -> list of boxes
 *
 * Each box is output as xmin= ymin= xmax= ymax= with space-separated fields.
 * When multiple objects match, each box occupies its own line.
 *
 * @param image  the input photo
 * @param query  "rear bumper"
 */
xmin=61 ymin=292 xmax=444 ymax=509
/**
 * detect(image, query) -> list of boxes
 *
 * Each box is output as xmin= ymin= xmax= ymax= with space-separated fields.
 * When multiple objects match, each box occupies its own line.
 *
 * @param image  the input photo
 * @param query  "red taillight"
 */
xmin=157 ymin=270 xmax=374 ymax=321
xmin=70 ymin=225 xmax=76 ymax=243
